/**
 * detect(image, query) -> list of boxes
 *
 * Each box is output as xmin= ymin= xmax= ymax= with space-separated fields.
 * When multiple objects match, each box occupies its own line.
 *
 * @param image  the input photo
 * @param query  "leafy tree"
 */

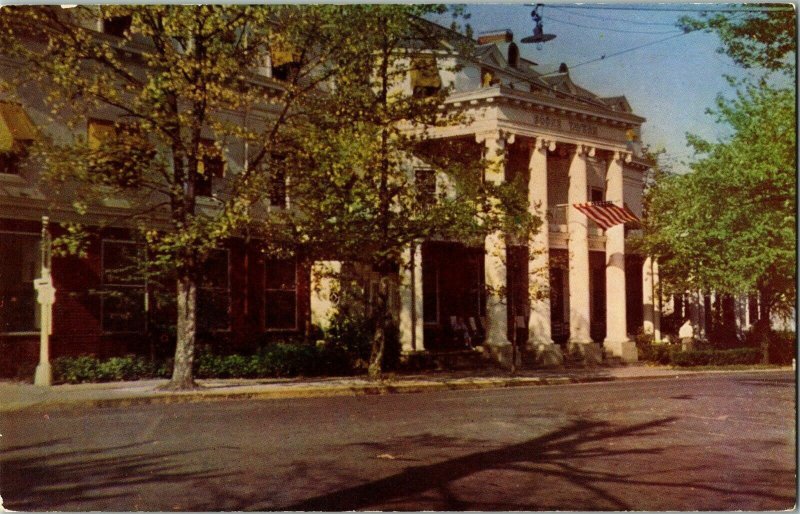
xmin=643 ymin=83 xmax=796 ymax=348
xmin=679 ymin=4 xmax=796 ymax=74
xmin=0 ymin=5 xmax=366 ymax=389
xmin=257 ymin=6 xmax=538 ymax=379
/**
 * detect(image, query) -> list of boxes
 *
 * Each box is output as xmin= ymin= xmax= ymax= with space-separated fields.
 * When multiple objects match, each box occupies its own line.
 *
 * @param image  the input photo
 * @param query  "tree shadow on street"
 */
xmin=0 ymin=439 xmax=227 ymax=511
xmin=281 ymin=416 xmax=795 ymax=511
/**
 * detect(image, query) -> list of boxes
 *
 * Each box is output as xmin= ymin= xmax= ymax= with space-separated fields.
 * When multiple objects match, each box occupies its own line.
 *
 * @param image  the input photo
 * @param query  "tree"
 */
xmin=679 ymin=4 xmax=796 ymax=74
xmin=0 ymin=5 xmax=364 ymax=389
xmin=256 ymin=6 xmax=538 ymax=379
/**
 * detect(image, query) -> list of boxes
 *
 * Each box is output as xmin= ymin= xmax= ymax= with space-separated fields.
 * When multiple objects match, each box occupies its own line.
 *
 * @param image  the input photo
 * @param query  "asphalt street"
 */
xmin=0 ymin=371 xmax=795 ymax=511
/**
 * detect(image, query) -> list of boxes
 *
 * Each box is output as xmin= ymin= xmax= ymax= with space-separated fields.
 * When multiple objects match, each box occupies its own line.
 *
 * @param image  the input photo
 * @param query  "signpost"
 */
xmin=33 ymin=216 xmax=55 ymax=387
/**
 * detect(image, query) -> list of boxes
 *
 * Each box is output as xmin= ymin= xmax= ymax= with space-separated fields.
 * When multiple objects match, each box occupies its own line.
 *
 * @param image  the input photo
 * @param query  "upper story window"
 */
xmin=102 ymin=15 xmax=132 ymax=38
xmin=410 ymin=54 xmax=442 ymax=98
xmin=0 ymin=102 xmax=37 ymax=175
xmin=87 ymin=118 xmax=149 ymax=187
xmin=196 ymin=139 xmax=225 ymax=197
xmin=267 ymin=154 xmax=287 ymax=208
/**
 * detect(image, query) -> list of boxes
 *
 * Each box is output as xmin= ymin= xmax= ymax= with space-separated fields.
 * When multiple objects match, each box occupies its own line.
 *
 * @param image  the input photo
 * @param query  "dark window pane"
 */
xmin=590 ymin=188 xmax=604 ymax=202
xmin=198 ymin=288 xmax=230 ymax=331
xmin=0 ymin=233 xmax=40 ymax=332
xmin=102 ymin=286 xmax=144 ymax=333
xmin=103 ymin=15 xmax=131 ymax=37
xmin=265 ymin=290 xmax=296 ymax=329
xmin=422 ymin=264 xmax=438 ymax=324
xmin=415 ymin=168 xmax=435 ymax=205
xmin=102 ymin=241 xmax=144 ymax=285
xmin=265 ymin=259 xmax=296 ymax=290
xmin=269 ymin=169 xmax=287 ymax=208
xmin=201 ymin=250 xmax=229 ymax=290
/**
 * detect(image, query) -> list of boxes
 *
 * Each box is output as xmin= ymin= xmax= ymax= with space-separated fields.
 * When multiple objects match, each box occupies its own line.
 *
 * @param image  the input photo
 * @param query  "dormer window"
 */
xmin=102 ymin=15 xmax=131 ymax=38
xmin=508 ymin=43 xmax=519 ymax=69
xmin=410 ymin=54 xmax=442 ymax=98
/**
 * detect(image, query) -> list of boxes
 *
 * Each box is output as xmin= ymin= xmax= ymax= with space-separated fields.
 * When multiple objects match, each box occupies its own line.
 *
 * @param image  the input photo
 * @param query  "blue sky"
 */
xmin=442 ymin=4 xmax=786 ymax=173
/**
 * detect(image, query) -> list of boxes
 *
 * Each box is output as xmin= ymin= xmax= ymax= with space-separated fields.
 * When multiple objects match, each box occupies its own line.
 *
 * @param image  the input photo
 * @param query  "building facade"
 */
xmin=0 ymin=19 xmax=656 ymax=376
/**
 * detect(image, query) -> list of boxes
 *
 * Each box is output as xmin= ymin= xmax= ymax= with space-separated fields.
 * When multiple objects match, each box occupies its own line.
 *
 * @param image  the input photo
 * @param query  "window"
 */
xmin=265 ymin=258 xmax=297 ymax=330
xmin=102 ymin=15 xmax=131 ymax=38
xmin=415 ymin=168 xmax=436 ymax=205
xmin=590 ymin=187 xmax=604 ymax=202
xmin=101 ymin=240 xmax=145 ymax=333
xmin=269 ymin=168 xmax=287 ymax=208
xmin=197 ymin=139 xmax=225 ymax=197
xmin=270 ymin=34 xmax=301 ymax=82
xmin=0 ymin=232 xmax=40 ymax=333
xmin=0 ymin=102 xmax=37 ymax=175
xmin=410 ymin=54 xmax=442 ymax=98
xmin=87 ymin=119 xmax=148 ymax=187
xmin=198 ymin=249 xmax=231 ymax=331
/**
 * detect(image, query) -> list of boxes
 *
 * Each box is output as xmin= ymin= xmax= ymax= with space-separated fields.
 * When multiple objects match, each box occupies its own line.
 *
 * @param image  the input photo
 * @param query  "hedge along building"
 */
xmin=309 ymin=28 xmax=655 ymax=366
xmin=0 ymin=13 xmax=655 ymax=376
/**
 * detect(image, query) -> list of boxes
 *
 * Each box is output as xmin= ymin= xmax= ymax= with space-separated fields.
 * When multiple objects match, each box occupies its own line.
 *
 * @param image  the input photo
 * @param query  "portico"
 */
xmin=399 ymin=81 xmax=647 ymax=366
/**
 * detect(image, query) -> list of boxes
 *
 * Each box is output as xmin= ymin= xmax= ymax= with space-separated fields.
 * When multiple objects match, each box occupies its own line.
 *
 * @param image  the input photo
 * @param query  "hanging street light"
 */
xmin=521 ymin=4 xmax=557 ymax=50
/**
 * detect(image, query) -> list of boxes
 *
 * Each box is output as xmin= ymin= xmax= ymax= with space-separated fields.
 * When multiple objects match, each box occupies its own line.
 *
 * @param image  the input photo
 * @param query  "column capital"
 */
xmin=534 ymin=137 xmax=557 ymax=152
xmin=611 ymin=150 xmax=633 ymax=163
xmin=475 ymin=130 xmax=515 ymax=148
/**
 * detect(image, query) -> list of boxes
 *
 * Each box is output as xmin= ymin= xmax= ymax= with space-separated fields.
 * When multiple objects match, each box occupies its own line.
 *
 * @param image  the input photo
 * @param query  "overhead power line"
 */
xmin=545 ymin=14 xmax=685 ymax=35
xmin=548 ymin=5 xmax=681 ymax=26
xmin=563 ymin=30 xmax=697 ymax=71
xmin=544 ymin=4 xmax=793 ymax=12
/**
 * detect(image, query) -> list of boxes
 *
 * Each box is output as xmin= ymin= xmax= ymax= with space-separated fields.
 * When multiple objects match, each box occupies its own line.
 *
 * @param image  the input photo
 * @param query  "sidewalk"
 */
xmin=0 ymin=364 xmax=792 ymax=413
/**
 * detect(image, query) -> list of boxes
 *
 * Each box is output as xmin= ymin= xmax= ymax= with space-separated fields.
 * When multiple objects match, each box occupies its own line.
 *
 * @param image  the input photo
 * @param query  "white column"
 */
xmin=567 ymin=144 xmax=592 ymax=345
xmin=34 ymin=216 xmax=54 ymax=387
xmin=399 ymin=243 xmax=424 ymax=352
xmin=527 ymin=138 xmax=553 ymax=346
xmin=642 ymin=256 xmax=654 ymax=335
xmin=653 ymin=259 xmax=662 ymax=341
xmin=310 ymin=261 xmax=341 ymax=332
xmin=480 ymin=132 xmax=512 ymax=365
xmin=603 ymin=151 xmax=637 ymax=362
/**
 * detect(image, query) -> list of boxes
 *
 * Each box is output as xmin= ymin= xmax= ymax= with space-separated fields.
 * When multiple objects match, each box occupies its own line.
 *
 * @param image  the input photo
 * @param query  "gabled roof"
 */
xmin=600 ymin=95 xmax=633 ymax=113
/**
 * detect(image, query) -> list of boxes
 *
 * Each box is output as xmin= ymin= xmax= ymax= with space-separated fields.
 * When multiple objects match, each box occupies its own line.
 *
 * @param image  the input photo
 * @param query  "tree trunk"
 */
xmin=368 ymin=275 xmax=391 ymax=381
xmin=166 ymin=274 xmax=198 ymax=390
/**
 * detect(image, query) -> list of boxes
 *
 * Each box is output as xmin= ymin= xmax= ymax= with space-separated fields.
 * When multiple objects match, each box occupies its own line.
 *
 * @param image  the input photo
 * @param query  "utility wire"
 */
xmin=548 ymin=5 xmax=681 ymax=26
xmin=545 ymin=14 xmax=685 ymax=35
xmin=544 ymin=4 xmax=793 ymax=12
xmin=559 ymin=29 xmax=697 ymax=72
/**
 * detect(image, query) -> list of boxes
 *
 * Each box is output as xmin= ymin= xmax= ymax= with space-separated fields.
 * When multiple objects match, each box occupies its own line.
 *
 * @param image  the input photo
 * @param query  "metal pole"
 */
xmin=34 ymin=216 xmax=54 ymax=386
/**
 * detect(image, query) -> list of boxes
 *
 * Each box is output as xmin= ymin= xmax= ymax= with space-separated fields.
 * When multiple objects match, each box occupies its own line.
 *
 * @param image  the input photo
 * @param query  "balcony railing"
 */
xmin=547 ymin=204 xmax=604 ymax=235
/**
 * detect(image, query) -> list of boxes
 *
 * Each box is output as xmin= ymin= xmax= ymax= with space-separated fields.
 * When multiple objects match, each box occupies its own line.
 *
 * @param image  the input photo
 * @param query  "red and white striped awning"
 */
xmin=573 ymin=201 xmax=640 ymax=230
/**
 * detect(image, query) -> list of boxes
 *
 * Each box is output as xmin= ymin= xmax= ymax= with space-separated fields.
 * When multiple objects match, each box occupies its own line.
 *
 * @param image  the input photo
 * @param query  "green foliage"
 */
xmin=743 ymin=327 xmax=797 ymax=365
xmin=678 ymin=6 xmax=796 ymax=74
xmin=670 ymin=348 xmax=762 ymax=367
xmin=52 ymin=354 xmax=168 ymax=384
xmin=638 ymin=343 xmax=672 ymax=365
xmin=643 ymin=83 xmax=796 ymax=318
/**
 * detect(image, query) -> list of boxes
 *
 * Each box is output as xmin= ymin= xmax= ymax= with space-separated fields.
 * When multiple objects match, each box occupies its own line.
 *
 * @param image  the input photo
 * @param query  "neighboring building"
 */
xmin=0 ymin=18 xmax=655 ymax=376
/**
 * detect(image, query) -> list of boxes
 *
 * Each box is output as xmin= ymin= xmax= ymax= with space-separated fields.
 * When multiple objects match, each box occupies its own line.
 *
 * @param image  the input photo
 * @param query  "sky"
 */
xmin=437 ymin=3 xmax=790 ymax=174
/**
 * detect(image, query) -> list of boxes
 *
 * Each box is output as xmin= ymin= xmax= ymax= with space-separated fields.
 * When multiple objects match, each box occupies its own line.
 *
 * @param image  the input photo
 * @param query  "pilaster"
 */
xmin=643 ymin=256 xmax=654 ymax=335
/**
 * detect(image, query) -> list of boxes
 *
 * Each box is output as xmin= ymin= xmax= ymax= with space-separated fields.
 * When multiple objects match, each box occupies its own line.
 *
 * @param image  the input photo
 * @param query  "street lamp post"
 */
xmin=33 ymin=216 xmax=55 ymax=387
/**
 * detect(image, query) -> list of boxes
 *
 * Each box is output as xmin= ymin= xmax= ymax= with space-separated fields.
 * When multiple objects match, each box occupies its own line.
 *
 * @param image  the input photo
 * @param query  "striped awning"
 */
xmin=573 ymin=201 xmax=639 ymax=230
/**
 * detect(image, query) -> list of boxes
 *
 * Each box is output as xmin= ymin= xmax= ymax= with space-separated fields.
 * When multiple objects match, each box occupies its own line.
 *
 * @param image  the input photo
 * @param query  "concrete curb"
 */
xmin=1 ymin=367 xmax=791 ymax=414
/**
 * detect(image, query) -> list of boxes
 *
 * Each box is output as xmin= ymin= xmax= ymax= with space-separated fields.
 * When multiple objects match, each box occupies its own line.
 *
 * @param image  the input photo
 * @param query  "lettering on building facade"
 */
xmin=567 ymin=120 xmax=599 ymax=138
xmin=530 ymin=111 xmax=601 ymax=139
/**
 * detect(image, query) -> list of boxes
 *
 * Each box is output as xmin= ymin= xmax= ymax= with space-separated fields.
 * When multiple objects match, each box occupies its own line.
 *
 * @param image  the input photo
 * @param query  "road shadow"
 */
xmin=0 ymin=439 xmax=227 ymax=511
xmin=281 ymin=416 xmax=795 ymax=511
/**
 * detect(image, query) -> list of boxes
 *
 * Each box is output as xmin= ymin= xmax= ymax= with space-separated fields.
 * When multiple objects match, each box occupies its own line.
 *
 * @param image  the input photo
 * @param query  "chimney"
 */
xmin=477 ymin=29 xmax=513 ymax=45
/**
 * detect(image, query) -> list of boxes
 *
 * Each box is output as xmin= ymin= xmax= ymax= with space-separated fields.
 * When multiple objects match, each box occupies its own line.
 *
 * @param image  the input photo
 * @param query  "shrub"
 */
xmin=53 ymin=354 xmax=161 ymax=384
xmin=638 ymin=343 xmax=672 ymax=365
xmin=670 ymin=348 xmax=762 ymax=367
xmin=743 ymin=327 xmax=797 ymax=365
